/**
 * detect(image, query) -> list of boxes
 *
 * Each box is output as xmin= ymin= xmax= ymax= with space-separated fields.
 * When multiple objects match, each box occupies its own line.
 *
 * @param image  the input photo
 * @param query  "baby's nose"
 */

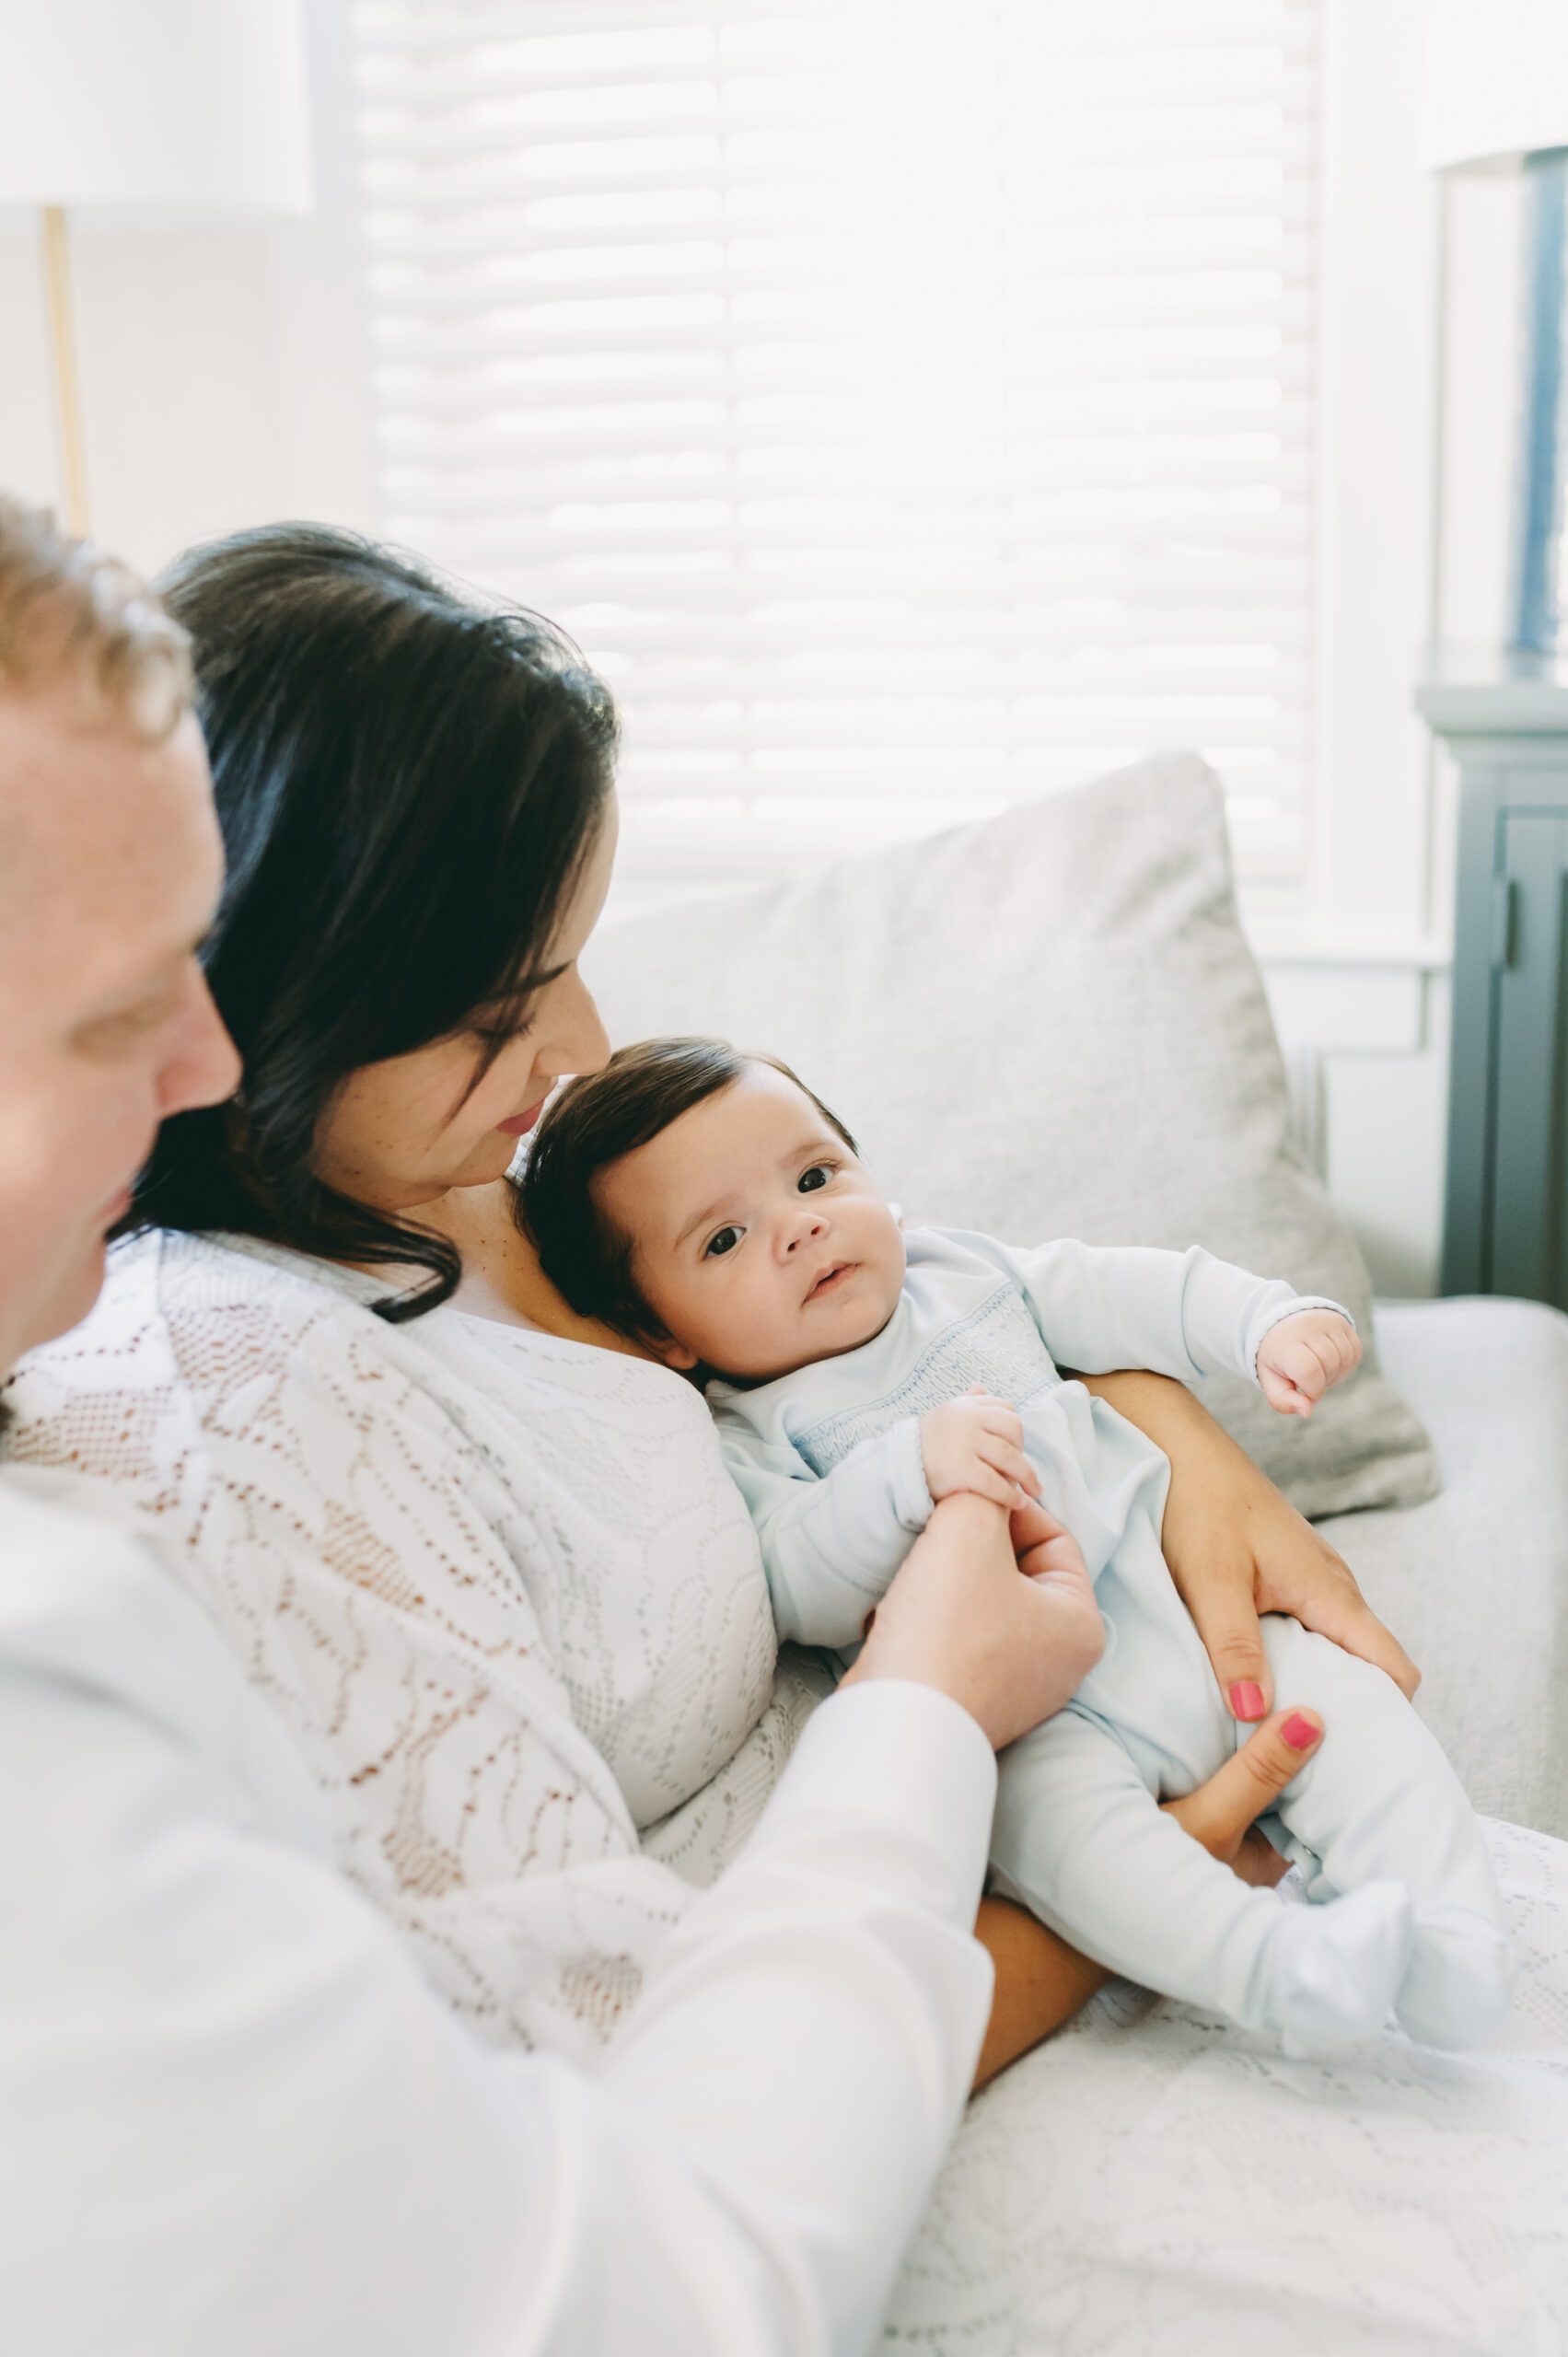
xmin=783 ymin=1209 xmax=827 ymax=1252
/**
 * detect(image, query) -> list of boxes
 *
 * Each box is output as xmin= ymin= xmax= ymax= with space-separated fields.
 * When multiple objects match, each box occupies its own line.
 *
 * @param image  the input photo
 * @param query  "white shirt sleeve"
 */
xmin=1004 ymin=1236 xmax=1353 ymax=1386
xmin=718 ymin=1416 xmax=933 ymax=1649
xmin=0 ymin=1497 xmax=995 ymax=2357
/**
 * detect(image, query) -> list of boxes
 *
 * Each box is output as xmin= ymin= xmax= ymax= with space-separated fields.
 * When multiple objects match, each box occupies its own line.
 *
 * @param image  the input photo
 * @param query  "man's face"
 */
xmin=0 ymin=679 xmax=239 ymax=1374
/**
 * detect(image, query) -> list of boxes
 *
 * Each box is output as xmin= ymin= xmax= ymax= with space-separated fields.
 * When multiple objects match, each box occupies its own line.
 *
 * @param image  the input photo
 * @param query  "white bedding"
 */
xmin=889 ymin=1818 xmax=1568 ymax=2354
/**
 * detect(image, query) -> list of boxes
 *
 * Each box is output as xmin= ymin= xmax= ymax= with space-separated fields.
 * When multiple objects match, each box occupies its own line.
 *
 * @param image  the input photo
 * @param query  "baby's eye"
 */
xmin=798 ymin=1164 xmax=832 ymax=1194
xmin=704 ymin=1225 xmax=743 ymax=1259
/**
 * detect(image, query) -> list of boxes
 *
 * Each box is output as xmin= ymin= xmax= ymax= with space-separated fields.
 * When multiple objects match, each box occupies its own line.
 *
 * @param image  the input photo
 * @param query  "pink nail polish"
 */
xmin=1281 ymin=1712 xmax=1319 ymax=1750
xmin=1228 ymin=1680 xmax=1266 ymax=1721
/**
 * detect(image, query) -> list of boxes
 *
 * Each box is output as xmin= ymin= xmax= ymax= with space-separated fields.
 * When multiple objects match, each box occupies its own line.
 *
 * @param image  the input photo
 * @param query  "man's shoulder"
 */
xmin=0 ymin=1464 xmax=215 ymax=1705
xmin=0 ymin=1467 xmax=330 ymax=1841
xmin=0 ymin=1463 xmax=144 ymax=1571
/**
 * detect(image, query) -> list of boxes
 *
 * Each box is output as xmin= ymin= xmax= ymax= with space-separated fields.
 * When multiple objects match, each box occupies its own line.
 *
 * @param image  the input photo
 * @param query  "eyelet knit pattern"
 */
xmin=3 ymin=1228 xmax=817 ymax=2060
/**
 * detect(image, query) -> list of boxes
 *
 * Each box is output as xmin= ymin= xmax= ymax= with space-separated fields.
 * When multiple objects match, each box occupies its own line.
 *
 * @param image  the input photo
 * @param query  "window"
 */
xmin=353 ymin=0 xmax=1319 ymax=904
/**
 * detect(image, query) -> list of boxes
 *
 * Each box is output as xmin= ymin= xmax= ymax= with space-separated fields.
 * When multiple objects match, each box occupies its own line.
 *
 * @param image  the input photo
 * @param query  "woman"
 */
xmin=5 ymin=523 xmax=1414 ymax=2083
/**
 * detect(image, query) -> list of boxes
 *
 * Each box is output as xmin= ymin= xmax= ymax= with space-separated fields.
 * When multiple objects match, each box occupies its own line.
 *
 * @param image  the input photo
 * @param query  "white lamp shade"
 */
xmin=1420 ymin=0 xmax=1568 ymax=171
xmin=0 ymin=0 xmax=312 ymax=211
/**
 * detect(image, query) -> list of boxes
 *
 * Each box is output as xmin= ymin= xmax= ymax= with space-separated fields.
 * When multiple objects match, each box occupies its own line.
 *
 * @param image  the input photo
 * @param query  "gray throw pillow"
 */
xmin=583 ymin=752 xmax=1438 ymax=1516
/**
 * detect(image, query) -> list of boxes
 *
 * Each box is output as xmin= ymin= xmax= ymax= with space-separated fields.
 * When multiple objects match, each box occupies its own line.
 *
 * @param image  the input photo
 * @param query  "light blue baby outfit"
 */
xmin=712 ymin=1227 xmax=1515 ymax=2055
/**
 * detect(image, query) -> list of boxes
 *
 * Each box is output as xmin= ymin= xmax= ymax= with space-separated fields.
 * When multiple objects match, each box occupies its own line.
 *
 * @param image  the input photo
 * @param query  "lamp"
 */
xmin=1421 ymin=1 xmax=1568 ymax=658
xmin=0 ymin=0 xmax=312 ymax=533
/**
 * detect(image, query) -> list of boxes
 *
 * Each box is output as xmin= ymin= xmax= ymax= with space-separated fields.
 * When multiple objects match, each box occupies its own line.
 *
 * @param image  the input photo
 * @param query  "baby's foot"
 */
xmin=1267 ymin=1880 xmax=1414 ymax=2059
xmin=1396 ymin=1906 xmax=1517 ymax=2049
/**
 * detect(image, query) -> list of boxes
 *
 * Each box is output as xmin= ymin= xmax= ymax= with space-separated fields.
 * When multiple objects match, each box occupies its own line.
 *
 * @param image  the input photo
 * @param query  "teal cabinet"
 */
xmin=1420 ymin=673 xmax=1568 ymax=1307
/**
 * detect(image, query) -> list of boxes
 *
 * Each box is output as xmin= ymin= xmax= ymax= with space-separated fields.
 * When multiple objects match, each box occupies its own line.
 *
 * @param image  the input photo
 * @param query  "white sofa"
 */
xmin=587 ymin=756 xmax=1568 ymax=2352
xmin=1327 ymin=1295 xmax=1568 ymax=1841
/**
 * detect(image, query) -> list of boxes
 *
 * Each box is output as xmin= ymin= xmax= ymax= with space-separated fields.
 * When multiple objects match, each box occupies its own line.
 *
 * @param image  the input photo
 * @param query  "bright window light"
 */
xmin=353 ymin=0 xmax=1319 ymax=900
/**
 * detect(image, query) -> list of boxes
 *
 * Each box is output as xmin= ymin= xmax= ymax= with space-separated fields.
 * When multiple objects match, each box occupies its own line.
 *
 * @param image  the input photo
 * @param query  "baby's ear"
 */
xmin=656 ymin=1338 xmax=701 ymax=1372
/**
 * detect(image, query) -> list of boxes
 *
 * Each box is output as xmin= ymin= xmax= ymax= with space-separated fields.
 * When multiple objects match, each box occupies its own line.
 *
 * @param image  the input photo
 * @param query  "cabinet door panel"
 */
xmin=1492 ymin=813 xmax=1568 ymax=1304
xmin=1441 ymin=769 xmax=1503 ymax=1294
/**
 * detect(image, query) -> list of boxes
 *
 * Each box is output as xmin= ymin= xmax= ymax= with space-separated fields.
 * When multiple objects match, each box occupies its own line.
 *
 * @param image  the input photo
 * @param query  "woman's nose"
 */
xmin=540 ymin=972 xmax=610 ymax=1079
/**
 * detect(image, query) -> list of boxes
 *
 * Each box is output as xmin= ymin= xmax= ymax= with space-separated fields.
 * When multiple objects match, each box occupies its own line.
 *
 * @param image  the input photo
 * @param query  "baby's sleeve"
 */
xmin=715 ymin=1411 xmax=934 ymax=1649
xmin=1002 ymin=1235 xmax=1351 ymax=1386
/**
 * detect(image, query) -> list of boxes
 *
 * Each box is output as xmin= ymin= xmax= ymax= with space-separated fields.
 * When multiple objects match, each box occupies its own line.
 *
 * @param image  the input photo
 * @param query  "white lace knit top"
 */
xmin=3 ymin=1228 xmax=821 ymax=2061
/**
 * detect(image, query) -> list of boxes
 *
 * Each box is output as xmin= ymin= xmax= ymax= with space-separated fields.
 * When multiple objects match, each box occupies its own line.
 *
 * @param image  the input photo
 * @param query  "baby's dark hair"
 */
xmin=520 ymin=1036 xmax=857 ymax=1345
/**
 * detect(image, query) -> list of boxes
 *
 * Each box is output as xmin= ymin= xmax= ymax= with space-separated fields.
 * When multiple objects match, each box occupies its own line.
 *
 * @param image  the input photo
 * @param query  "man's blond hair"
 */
xmin=0 ymin=495 xmax=192 ymax=739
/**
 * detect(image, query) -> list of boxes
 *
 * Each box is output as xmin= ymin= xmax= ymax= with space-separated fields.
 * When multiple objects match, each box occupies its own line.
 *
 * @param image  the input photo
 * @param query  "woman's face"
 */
xmin=315 ymin=799 xmax=619 ymax=1213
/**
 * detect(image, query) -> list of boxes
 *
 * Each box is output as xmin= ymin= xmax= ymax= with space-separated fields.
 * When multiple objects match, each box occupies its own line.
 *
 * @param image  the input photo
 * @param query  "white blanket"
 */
xmin=890 ymin=1818 xmax=1568 ymax=2353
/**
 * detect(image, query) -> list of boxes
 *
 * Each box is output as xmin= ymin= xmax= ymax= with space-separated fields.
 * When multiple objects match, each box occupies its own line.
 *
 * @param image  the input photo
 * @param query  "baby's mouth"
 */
xmin=805 ymin=1260 xmax=854 ymax=1304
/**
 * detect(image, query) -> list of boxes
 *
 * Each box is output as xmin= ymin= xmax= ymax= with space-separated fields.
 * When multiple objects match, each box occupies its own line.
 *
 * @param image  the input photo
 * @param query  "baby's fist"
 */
xmin=1256 ymin=1310 xmax=1361 ymax=1419
xmin=920 ymin=1386 xmax=1043 ymax=1510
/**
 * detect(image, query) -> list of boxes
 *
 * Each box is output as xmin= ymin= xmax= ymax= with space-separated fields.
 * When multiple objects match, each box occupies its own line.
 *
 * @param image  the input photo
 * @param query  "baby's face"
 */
xmin=595 ymin=1062 xmax=907 ymax=1382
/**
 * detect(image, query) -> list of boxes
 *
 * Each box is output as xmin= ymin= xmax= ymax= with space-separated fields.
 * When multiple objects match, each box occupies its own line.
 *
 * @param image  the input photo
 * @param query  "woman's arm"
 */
xmin=969 ymin=1703 xmax=1325 ymax=2085
xmin=970 ymin=1899 xmax=1105 ymax=2085
xmin=1081 ymin=1369 xmax=1418 ymax=1719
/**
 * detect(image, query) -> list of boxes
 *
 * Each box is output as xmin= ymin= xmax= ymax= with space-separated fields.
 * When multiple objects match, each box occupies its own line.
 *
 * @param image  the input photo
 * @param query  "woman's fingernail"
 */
xmin=1281 ymin=1712 xmax=1320 ymax=1751
xmin=1228 ymin=1680 xmax=1266 ymax=1720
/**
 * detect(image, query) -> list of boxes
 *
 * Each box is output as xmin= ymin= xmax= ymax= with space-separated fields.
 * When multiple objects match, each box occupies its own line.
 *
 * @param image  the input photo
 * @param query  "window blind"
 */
xmin=352 ymin=0 xmax=1320 ymax=902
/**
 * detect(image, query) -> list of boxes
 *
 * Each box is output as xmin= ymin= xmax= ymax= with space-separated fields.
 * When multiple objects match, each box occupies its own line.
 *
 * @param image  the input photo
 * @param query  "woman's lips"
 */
xmin=495 ymin=1098 xmax=547 ymax=1139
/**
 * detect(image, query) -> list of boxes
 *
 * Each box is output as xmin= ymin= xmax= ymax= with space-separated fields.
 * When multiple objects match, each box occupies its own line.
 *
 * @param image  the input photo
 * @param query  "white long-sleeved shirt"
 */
xmin=712 ymin=1227 xmax=1347 ymax=1647
xmin=0 ymin=1469 xmax=995 ymax=2357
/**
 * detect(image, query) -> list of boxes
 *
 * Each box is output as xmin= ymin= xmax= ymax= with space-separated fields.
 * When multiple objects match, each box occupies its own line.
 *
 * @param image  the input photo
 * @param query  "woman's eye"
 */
xmin=798 ymin=1165 xmax=831 ymax=1194
xmin=704 ymin=1225 xmax=743 ymax=1259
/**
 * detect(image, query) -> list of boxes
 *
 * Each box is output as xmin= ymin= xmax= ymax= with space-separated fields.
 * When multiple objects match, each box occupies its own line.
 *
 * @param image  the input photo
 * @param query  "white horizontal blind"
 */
xmin=352 ymin=0 xmax=1319 ymax=900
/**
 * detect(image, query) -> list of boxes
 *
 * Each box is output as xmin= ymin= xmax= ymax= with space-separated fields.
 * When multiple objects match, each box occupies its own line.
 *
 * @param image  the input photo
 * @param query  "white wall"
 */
xmin=0 ymin=0 xmax=1489 ymax=1301
xmin=1326 ymin=977 xmax=1452 ymax=1296
xmin=1225 ymin=0 xmax=1456 ymax=1300
xmin=1314 ymin=0 xmax=1439 ymax=945
xmin=0 ymin=0 xmax=374 ymax=572
xmin=1275 ymin=6 xmax=1534 ymax=1301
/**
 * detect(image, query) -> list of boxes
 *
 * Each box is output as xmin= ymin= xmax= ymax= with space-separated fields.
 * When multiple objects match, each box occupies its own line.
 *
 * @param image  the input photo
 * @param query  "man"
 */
xmin=0 ymin=499 xmax=1337 ymax=2355
xmin=0 ymin=510 xmax=237 ymax=1370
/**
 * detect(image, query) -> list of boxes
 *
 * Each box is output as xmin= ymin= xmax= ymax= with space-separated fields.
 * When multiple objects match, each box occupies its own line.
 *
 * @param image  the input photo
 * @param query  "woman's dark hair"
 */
xmin=522 ymin=1036 xmax=856 ymax=1346
xmin=132 ymin=523 xmax=617 ymax=1318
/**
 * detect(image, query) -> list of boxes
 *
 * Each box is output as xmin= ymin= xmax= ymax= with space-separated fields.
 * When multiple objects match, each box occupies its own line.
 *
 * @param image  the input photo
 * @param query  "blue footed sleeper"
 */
xmin=712 ymin=1227 xmax=1516 ymax=2057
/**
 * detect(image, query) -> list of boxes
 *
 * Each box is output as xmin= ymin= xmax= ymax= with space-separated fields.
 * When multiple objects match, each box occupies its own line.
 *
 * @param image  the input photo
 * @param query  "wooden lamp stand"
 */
xmin=39 ymin=204 xmax=89 ymax=535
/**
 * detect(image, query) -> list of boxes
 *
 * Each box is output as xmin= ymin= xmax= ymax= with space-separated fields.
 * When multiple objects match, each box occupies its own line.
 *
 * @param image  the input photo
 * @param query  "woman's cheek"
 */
xmin=467 ymin=1051 xmax=532 ymax=1136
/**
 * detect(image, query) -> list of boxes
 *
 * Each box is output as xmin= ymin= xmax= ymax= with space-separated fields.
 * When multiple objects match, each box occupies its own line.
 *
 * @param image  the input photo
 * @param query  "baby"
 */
xmin=523 ymin=1037 xmax=1516 ymax=2058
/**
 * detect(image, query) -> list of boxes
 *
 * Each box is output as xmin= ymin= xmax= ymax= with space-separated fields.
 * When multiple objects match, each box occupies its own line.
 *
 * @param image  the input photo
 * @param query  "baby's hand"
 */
xmin=1256 ymin=1310 xmax=1361 ymax=1419
xmin=920 ymin=1386 xmax=1043 ymax=1510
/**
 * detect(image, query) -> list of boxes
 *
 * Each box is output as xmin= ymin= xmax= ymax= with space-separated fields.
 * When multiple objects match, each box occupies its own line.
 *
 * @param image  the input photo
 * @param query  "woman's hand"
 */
xmin=1159 ymin=1704 xmax=1321 ymax=1887
xmin=971 ymin=1705 xmax=1325 ymax=2085
xmin=842 ymin=1492 xmax=1103 ymax=1751
xmin=1080 ymin=1369 xmax=1418 ymax=1721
